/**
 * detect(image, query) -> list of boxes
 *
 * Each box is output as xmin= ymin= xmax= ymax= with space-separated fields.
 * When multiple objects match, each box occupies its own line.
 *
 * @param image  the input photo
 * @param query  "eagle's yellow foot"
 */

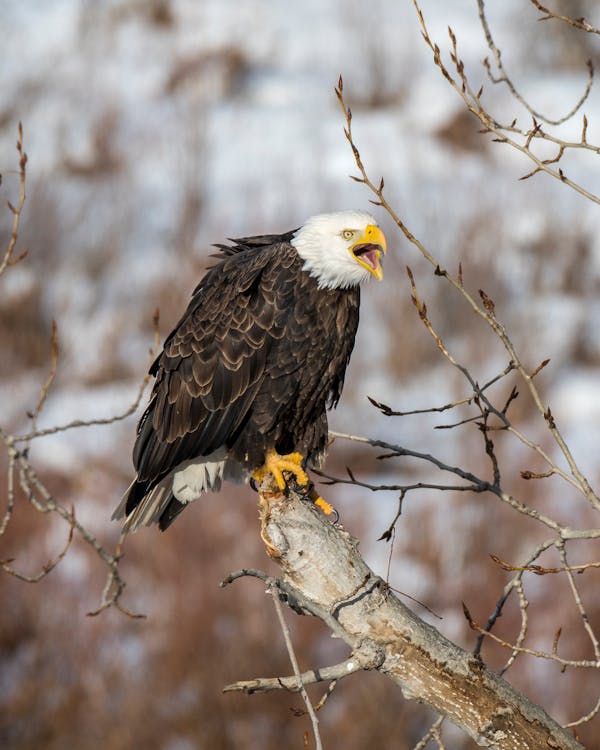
xmin=252 ymin=447 xmax=308 ymax=490
xmin=308 ymin=488 xmax=335 ymax=516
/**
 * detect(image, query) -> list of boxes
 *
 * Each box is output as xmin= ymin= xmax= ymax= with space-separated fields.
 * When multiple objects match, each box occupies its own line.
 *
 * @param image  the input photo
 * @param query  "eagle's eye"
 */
xmin=342 ymin=229 xmax=355 ymax=240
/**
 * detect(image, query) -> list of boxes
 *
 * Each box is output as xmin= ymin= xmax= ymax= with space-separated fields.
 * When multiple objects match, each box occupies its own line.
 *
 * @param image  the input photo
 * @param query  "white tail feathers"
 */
xmin=172 ymin=453 xmax=228 ymax=503
xmin=117 ymin=449 xmax=245 ymax=533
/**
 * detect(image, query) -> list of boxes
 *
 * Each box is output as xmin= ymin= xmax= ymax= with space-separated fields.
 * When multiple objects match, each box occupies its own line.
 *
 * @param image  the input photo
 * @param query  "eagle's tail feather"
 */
xmin=114 ymin=451 xmax=241 ymax=533
xmin=114 ymin=477 xmax=173 ymax=533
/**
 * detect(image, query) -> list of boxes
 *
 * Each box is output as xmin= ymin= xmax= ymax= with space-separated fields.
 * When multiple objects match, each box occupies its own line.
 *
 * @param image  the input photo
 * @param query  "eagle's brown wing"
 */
xmin=120 ymin=241 xmax=301 ymax=519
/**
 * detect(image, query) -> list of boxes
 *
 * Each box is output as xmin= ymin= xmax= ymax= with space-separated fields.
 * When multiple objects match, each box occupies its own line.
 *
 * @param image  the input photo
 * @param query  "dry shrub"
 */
xmin=164 ymin=47 xmax=250 ymax=98
xmin=0 ymin=276 xmax=50 ymax=374
xmin=62 ymin=110 xmax=122 ymax=179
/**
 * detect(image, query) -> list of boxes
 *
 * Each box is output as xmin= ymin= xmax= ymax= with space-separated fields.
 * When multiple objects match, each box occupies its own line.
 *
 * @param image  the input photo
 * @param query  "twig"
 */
xmin=14 ymin=308 xmax=160 ymax=444
xmin=223 ymin=655 xmax=363 ymax=695
xmin=270 ymin=587 xmax=323 ymax=750
xmin=30 ymin=321 xmax=59 ymax=424
xmin=1 ymin=506 xmax=76 ymax=582
xmin=490 ymin=553 xmax=600 ymax=576
xmin=499 ymin=579 xmax=529 ymax=675
xmin=529 ymin=0 xmax=600 ymax=36
xmin=413 ymin=716 xmax=446 ymax=750
xmin=410 ymin=1 xmax=600 ymax=205
xmin=464 ymin=603 xmax=599 ymax=668
xmin=311 ymin=680 xmax=338 ymax=713
xmin=314 ymin=469 xmax=481 ymax=495
xmin=0 ymin=122 xmax=28 ymax=277
xmin=478 ymin=0 xmax=593 ymax=125
xmin=474 ymin=538 xmax=556 ymax=655
xmin=566 ymin=693 xmax=600 ymax=729
xmin=558 ymin=542 xmax=600 ymax=662
xmin=0 ymin=428 xmax=143 ymax=618
xmin=23 ymin=320 xmax=59 ymax=459
xmin=327 ymin=431 xmax=566 ymax=533
xmin=378 ymin=490 xmax=405 ymax=542
xmin=220 ymin=569 xmax=349 ymax=640
xmin=0 ymin=452 xmax=15 ymax=536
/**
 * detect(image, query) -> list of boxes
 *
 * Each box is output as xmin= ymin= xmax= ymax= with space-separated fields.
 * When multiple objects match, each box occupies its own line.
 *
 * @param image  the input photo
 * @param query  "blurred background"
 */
xmin=1 ymin=0 xmax=600 ymax=747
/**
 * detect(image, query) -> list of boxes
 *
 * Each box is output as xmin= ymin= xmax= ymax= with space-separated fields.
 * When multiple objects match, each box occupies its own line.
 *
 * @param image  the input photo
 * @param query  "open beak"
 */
xmin=349 ymin=224 xmax=387 ymax=280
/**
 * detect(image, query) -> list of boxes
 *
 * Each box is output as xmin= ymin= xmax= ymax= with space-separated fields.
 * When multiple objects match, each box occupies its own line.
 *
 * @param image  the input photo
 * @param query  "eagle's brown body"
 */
xmin=119 ymin=232 xmax=360 ymax=530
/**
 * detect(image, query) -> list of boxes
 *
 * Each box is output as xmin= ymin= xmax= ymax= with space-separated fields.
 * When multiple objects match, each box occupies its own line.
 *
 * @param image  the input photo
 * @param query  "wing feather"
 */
xmin=130 ymin=241 xmax=294 ymax=492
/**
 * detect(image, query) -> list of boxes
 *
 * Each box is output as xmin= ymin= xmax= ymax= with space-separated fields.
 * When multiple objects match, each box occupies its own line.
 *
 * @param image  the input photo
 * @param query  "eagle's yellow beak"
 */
xmin=349 ymin=224 xmax=387 ymax=280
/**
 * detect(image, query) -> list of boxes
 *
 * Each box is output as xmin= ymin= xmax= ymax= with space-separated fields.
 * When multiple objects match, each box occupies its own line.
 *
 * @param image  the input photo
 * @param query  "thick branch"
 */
xmin=255 ymin=487 xmax=583 ymax=750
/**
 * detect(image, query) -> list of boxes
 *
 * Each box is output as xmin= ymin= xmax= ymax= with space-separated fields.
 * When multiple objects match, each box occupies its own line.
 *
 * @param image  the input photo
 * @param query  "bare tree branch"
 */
xmin=529 ymin=0 xmax=600 ymax=36
xmin=408 ymin=1 xmax=600 ymax=205
xmin=13 ymin=307 xmax=160 ymax=445
xmin=226 ymin=484 xmax=585 ymax=749
xmin=336 ymin=72 xmax=600 ymax=512
xmin=478 ymin=0 xmax=594 ymax=125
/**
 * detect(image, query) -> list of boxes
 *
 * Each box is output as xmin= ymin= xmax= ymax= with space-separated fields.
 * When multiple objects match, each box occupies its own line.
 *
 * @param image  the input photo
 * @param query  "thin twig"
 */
xmin=270 ymin=586 xmax=323 ymax=750
xmin=0 ymin=452 xmax=15 ymax=536
xmin=499 ymin=579 xmax=529 ymax=675
xmin=474 ymin=538 xmax=556 ymax=655
xmin=529 ymin=0 xmax=600 ymax=36
xmin=0 ymin=122 xmax=28 ymax=277
xmin=411 ymin=1 xmax=600 ymax=205
xmin=0 ymin=428 xmax=143 ymax=618
xmin=465 ymin=602 xmax=599 ymax=668
xmin=327 ymin=431 xmax=566 ymax=533
xmin=490 ymin=553 xmax=600 ymax=576
xmin=23 ymin=320 xmax=59 ymax=459
xmin=558 ymin=541 xmax=600 ymax=661
xmin=412 ymin=716 xmax=446 ymax=750
xmin=566 ymin=693 xmax=600 ymax=729
xmin=478 ymin=0 xmax=594 ymax=125
xmin=14 ymin=309 xmax=160 ymax=444
xmin=1 ymin=507 xmax=76 ymax=582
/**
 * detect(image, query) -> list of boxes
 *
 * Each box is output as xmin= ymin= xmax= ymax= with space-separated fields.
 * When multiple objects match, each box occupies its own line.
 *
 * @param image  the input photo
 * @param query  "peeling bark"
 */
xmin=256 ymin=487 xmax=583 ymax=750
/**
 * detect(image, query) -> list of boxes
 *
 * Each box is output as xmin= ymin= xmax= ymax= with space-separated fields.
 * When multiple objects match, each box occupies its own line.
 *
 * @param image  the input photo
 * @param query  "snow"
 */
xmin=552 ymin=368 xmax=600 ymax=478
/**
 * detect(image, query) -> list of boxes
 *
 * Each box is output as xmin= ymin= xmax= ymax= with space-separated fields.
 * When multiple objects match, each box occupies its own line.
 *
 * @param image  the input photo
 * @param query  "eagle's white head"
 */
xmin=291 ymin=210 xmax=387 ymax=290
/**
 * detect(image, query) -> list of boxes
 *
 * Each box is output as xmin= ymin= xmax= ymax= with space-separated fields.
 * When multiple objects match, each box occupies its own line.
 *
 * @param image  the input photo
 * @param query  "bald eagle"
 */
xmin=114 ymin=210 xmax=387 ymax=532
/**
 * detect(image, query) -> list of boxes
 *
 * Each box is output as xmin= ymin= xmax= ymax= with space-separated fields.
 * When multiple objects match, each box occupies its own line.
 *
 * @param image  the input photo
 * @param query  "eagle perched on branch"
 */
xmin=114 ymin=210 xmax=387 ymax=532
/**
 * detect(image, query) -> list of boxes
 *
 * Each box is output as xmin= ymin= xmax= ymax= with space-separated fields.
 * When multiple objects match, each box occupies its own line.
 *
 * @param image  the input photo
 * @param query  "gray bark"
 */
xmin=256 ymin=488 xmax=583 ymax=750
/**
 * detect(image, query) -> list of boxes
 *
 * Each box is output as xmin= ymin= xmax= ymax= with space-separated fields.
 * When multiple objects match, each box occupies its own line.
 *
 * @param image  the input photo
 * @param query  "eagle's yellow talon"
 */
xmin=308 ymin=489 xmax=334 ymax=516
xmin=252 ymin=448 xmax=308 ymax=490
xmin=252 ymin=449 xmax=336 ymax=518
xmin=313 ymin=496 xmax=334 ymax=515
